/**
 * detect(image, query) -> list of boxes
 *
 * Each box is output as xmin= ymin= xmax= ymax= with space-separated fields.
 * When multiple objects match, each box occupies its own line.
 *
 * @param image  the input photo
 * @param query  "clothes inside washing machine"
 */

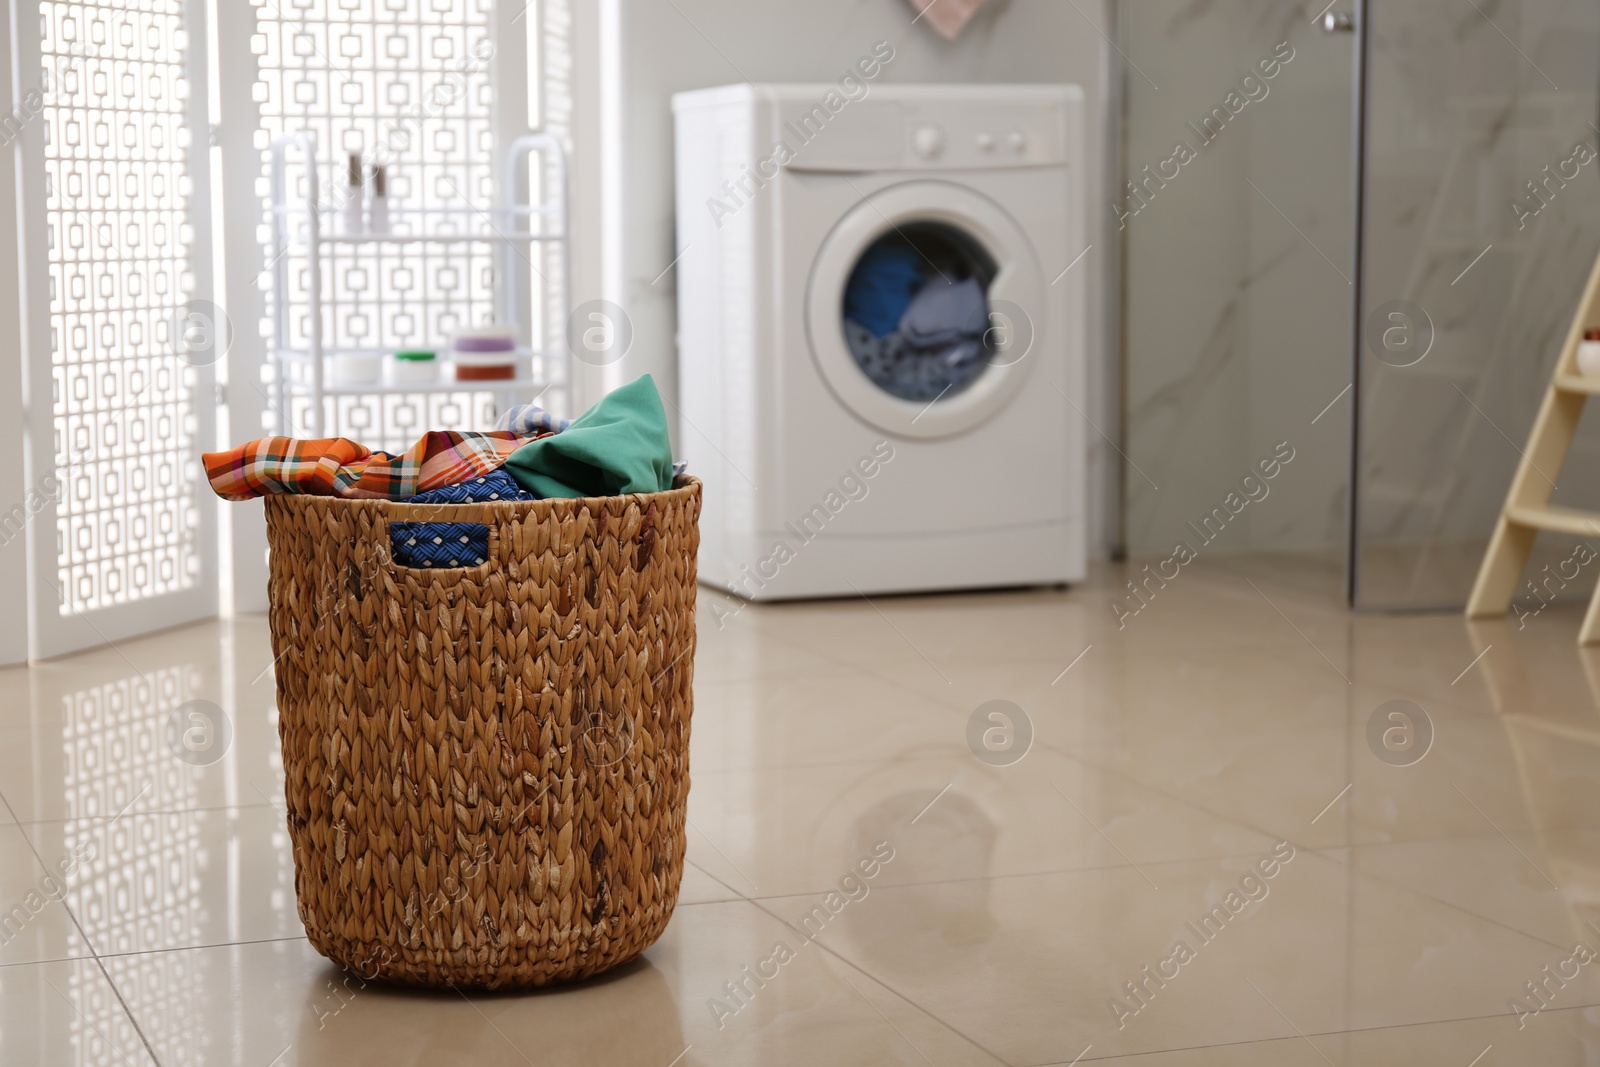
xmin=841 ymin=223 xmax=997 ymax=402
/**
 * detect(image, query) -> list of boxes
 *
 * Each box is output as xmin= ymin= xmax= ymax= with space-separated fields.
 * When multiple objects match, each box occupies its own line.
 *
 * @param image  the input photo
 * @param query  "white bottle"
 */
xmin=343 ymin=152 xmax=364 ymax=235
xmin=1578 ymin=330 xmax=1600 ymax=376
xmin=368 ymin=165 xmax=389 ymax=235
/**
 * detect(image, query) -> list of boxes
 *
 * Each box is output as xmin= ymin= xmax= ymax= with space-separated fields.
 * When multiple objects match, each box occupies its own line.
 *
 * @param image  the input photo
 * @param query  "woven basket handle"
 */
xmin=372 ymin=501 xmax=519 ymax=575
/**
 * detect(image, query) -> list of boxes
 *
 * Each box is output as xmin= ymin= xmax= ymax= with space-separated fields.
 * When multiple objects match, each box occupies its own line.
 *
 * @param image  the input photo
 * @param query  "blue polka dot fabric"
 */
xmin=388 ymin=471 xmax=538 ymax=568
xmin=402 ymin=470 xmax=539 ymax=506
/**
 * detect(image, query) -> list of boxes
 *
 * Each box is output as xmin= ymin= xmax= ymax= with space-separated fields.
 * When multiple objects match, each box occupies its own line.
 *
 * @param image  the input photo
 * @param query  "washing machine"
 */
xmin=673 ymin=83 xmax=1086 ymax=599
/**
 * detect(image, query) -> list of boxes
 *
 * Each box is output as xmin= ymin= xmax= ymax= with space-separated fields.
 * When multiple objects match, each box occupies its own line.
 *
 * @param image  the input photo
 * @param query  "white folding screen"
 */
xmin=16 ymin=0 xmax=218 ymax=659
xmin=11 ymin=0 xmax=571 ymax=653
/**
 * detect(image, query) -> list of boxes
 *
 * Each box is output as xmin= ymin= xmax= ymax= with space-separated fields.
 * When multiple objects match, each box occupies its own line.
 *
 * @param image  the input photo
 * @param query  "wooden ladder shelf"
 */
xmin=1467 ymin=246 xmax=1600 ymax=643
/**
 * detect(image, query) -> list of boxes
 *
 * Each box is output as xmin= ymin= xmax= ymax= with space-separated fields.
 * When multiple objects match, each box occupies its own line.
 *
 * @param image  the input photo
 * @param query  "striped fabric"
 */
xmin=202 ymin=430 xmax=542 ymax=502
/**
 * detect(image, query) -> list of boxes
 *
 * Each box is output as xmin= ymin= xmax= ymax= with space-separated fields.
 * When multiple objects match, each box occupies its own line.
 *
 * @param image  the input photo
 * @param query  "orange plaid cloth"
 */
xmin=202 ymin=430 xmax=543 ymax=501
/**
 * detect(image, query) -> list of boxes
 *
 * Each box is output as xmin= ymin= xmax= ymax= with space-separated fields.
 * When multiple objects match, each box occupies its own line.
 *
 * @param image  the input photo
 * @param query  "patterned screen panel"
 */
xmin=41 ymin=0 xmax=205 ymax=615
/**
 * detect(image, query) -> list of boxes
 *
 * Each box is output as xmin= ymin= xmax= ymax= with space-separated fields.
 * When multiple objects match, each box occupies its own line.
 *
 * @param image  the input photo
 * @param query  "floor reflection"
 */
xmin=4 ymin=563 xmax=1600 ymax=1062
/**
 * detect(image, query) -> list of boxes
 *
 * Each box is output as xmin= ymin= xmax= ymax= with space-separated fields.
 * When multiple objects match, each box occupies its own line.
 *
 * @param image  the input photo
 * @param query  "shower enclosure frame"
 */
xmin=1112 ymin=0 xmax=1600 ymax=613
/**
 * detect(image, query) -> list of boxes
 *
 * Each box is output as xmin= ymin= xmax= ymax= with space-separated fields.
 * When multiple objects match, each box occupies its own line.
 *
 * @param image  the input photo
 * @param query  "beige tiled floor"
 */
xmin=4 ymin=558 xmax=1600 ymax=1064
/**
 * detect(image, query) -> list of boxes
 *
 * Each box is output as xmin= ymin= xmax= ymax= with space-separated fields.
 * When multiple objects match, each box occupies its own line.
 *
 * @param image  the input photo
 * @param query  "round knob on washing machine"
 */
xmin=912 ymin=125 xmax=945 ymax=160
xmin=976 ymin=132 xmax=996 ymax=152
xmin=1007 ymin=130 xmax=1027 ymax=153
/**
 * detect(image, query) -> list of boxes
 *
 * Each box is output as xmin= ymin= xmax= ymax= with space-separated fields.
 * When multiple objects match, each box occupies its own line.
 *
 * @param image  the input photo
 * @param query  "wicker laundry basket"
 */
xmin=263 ymin=477 xmax=700 ymax=989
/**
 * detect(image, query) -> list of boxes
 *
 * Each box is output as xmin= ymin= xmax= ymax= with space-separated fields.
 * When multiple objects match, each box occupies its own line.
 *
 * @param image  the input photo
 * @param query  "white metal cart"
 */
xmin=266 ymin=133 xmax=569 ymax=437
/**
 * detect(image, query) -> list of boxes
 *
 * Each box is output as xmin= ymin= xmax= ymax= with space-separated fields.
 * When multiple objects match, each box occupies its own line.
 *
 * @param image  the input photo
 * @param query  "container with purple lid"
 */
xmin=452 ymin=324 xmax=520 ymax=381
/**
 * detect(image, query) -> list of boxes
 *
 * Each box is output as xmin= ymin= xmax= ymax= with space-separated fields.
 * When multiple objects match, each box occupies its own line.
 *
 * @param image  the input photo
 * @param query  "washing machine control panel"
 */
xmin=901 ymin=102 xmax=1064 ymax=169
xmin=771 ymin=93 xmax=1071 ymax=173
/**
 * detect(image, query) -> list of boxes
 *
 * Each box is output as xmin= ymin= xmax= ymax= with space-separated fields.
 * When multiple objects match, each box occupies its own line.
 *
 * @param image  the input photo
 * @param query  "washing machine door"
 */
xmin=806 ymin=180 xmax=1045 ymax=440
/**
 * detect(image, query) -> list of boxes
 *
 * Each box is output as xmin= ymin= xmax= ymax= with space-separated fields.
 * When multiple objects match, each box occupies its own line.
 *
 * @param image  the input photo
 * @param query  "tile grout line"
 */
xmin=682 ymin=858 xmax=747 ymax=903
xmin=1300 ymin=850 xmax=1582 ymax=957
xmin=1031 ymin=747 xmax=1593 ymax=956
xmin=11 ymin=798 xmax=285 ymax=832
xmin=687 ymin=763 xmax=1017 ymax=1065
xmin=696 ymin=598 xmax=885 ymax=677
xmin=739 ymin=892 xmax=1016 ymax=1067
xmin=55 ymin=934 xmax=310 ymax=965
xmin=679 ymin=832 xmax=1012 ymax=1065
xmin=695 ymin=853 xmax=1225 ymax=906
xmin=0 ymin=785 xmax=165 ymax=1066
xmin=1015 ymin=1000 xmax=1600 ymax=1065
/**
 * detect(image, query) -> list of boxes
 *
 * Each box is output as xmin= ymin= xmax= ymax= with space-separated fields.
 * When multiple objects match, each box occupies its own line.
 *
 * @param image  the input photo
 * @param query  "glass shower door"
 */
xmin=1352 ymin=0 xmax=1600 ymax=608
xmin=1119 ymin=3 xmax=1356 ymax=579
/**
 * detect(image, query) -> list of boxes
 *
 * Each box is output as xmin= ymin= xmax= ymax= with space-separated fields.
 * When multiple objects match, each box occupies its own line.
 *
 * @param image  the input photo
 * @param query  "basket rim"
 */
xmin=262 ymin=474 xmax=700 ymax=522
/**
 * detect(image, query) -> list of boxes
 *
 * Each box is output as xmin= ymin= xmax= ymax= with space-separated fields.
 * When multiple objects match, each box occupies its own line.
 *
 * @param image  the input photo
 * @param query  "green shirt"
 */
xmin=504 ymin=374 xmax=676 ymax=498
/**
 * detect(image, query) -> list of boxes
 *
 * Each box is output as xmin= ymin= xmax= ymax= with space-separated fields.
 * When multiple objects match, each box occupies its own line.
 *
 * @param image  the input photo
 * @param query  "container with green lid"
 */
xmin=390 ymin=349 xmax=438 ymax=384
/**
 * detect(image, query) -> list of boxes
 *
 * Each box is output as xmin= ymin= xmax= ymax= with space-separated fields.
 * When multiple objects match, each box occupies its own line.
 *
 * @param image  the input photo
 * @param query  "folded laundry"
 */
xmin=503 ymin=374 xmax=677 ymax=499
xmin=202 ymin=430 xmax=542 ymax=502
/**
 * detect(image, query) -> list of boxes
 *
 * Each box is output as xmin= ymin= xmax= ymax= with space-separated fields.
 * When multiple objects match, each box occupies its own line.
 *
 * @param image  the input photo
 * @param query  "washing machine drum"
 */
xmin=807 ymin=180 xmax=1045 ymax=440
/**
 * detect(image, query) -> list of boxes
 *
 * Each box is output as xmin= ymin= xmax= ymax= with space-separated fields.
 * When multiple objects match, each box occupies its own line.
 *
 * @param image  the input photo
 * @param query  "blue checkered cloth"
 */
xmin=388 ymin=470 xmax=538 ymax=568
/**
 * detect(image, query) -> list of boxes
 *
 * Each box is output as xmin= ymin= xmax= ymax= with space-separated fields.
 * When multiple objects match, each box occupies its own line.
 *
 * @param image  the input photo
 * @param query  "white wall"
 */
xmin=608 ymin=0 xmax=1114 ymax=554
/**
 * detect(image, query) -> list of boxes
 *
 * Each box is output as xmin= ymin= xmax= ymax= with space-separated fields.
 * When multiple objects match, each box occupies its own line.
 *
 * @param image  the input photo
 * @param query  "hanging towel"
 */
xmin=843 ymin=244 xmax=926 ymax=337
xmin=202 ymin=430 xmax=542 ymax=501
xmin=503 ymin=374 xmax=676 ymax=499
xmin=903 ymin=0 xmax=990 ymax=40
